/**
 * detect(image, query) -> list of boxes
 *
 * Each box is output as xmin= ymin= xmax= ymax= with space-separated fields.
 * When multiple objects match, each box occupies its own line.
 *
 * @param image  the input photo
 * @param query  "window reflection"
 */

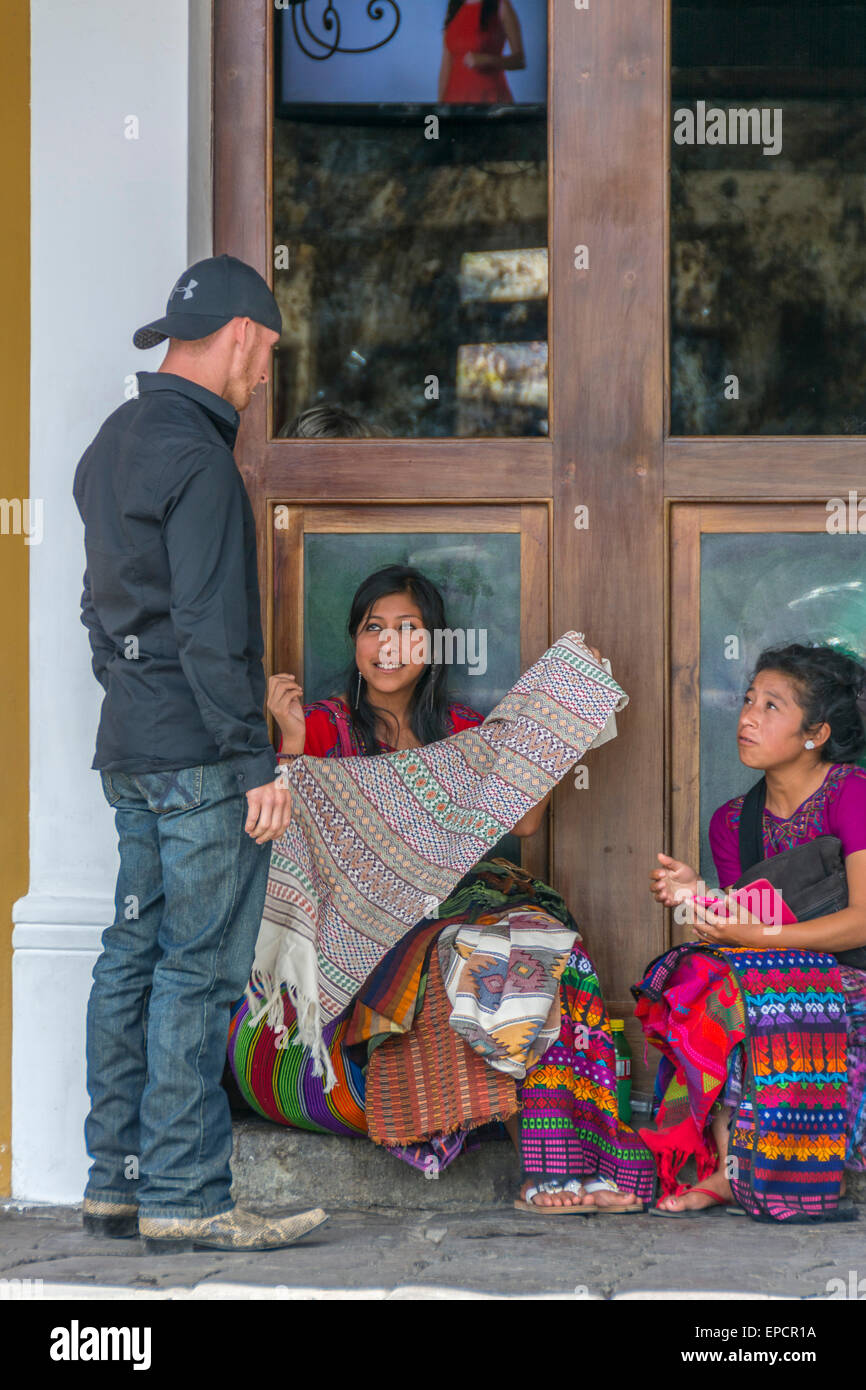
xmin=699 ymin=531 xmax=866 ymax=877
xmin=670 ymin=1 xmax=866 ymax=436
xmin=272 ymin=3 xmax=548 ymax=439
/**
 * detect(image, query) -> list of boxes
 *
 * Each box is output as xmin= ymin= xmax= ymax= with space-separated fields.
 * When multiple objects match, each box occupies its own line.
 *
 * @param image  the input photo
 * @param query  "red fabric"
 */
xmin=443 ymin=2 xmax=513 ymax=104
xmin=275 ymin=698 xmax=482 ymax=757
xmin=634 ymin=951 xmax=746 ymax=1197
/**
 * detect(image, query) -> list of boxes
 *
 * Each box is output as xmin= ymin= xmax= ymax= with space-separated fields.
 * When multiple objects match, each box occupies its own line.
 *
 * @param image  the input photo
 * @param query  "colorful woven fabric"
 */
xmin=633 ymin=943 xmax=852 ymax=1222
xmin=248 ymin=633 xmax=627 ymax=1083
xmin=365 ymin=957 xmax=520 ymax=1145
xmin=428 ymin=857 xmax=580 ymax=933
xmin=437 ymin=907 xmax=576 ymax=1077
xmin=342 ymin=916 xmax=445 ymax=1048
xmin=228 ymin=983 xmax=366 ymax=1136
xmin=384 ymin=1129 xmax=482 ymax=1176
xmin=633 ymin=946 xmax=746 ymax=1192
xmin=725 ymin=948 xmax=849 ymax=1222
xmin=840 ymin=965 xmax=866 ymax=1170
xmin=519 ymin=949 xmax=656 ymax=1198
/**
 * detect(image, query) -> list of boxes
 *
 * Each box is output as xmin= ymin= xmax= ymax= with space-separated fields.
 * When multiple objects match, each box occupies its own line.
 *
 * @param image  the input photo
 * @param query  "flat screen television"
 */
xmin=275 ymin=1 xmax=547 ymax=122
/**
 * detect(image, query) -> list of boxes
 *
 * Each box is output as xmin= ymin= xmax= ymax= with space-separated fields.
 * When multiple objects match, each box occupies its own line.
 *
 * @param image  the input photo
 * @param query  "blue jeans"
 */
xmin=84 ymin=760 xmax=271 ymax=1218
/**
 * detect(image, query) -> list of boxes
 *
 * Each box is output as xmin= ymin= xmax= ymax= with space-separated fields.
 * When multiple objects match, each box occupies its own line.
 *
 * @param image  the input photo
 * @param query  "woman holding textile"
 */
xmin=637 ymin=644 xmax=866 ymax=1219
xmin=229 ymin=565 xmax=653 ymax=1212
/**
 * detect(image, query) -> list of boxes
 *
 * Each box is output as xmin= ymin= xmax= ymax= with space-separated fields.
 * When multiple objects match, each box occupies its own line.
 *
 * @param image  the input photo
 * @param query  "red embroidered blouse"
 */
xmin=276 ymin=697 xmax=483 ymax=758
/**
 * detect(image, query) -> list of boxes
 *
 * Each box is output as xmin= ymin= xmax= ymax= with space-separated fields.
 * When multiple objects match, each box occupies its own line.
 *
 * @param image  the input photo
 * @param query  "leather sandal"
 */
xmin=514 ymin=1178 xmax=596 ymax=1215
xmin=650 ymin=1184 xmax=735 ymax=1218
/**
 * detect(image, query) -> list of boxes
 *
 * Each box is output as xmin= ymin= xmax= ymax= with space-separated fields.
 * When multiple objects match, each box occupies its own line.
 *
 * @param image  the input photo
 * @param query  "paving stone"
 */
xmin=1 ymin=1177 xmax=862 ymax=1299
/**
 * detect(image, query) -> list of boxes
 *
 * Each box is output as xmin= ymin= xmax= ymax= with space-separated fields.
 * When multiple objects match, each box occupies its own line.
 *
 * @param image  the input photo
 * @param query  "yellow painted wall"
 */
xmin=0 ymin=0 xmax=30 ymax=1197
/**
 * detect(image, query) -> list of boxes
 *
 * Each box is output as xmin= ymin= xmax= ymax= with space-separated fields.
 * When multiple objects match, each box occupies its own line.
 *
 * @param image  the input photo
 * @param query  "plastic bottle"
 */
xmin=610 ymin=1019 xmax=632 ymax=1123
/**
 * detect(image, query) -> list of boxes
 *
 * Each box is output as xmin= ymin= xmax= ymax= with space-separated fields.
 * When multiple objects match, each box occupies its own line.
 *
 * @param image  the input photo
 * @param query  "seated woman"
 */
xmin=638 ymin=643 xmax=866 ymax=1217
xmin=229 ymin=564 xmax=653 ymax=1213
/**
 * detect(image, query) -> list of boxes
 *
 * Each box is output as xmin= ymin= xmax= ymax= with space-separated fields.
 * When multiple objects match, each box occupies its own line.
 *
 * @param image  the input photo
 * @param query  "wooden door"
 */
xmin=214 ymin=0 xmax=665 ymax=1076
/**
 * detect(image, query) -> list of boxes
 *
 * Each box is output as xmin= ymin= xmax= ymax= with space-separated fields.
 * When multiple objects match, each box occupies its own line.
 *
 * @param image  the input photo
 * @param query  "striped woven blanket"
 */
xmin=248 ymin=632 xmax=628 ymax=1086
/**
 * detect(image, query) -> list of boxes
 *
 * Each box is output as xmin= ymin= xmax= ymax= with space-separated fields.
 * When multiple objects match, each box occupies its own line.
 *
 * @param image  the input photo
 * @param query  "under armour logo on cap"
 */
xmin=132 ymin=255 xmax=282 ymax=349
xmin=170 ymin=278 xmax=198 ymax=302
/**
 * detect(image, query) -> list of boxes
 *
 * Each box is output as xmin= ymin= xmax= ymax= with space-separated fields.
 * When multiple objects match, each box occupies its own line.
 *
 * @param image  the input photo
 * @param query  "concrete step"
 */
xmin=229 ymin=1117 xmax=866 ymax=1213
xmin=230 ymin=1118 xmax=519 ymax=1213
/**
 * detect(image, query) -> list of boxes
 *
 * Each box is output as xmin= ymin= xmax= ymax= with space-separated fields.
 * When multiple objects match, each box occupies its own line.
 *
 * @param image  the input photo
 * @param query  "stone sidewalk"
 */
xmin=0 ymin=1201 xmax=862 ymax=1300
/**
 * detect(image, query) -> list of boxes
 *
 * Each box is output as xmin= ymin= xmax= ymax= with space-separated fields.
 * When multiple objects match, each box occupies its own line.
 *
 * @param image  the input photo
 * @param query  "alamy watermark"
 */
xmin=376 ymin=626 xmax=488 ymax=677
xmin=673 ymin=101 xmax=782 ymax=156
xmin=826 ymin=490 xmax=866 ymax=534
xmin=0 ymin=497 xmax=43 ymax=546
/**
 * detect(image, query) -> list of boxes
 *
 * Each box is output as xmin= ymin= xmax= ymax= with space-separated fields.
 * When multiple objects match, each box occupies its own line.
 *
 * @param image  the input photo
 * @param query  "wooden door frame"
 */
xmin=669 ymin=501 xmax=859 ymax=939
xmin=268 ymin=499 xmax=552 ymax=880
xmin=212 ymin=0 xmax=720 ymax=1052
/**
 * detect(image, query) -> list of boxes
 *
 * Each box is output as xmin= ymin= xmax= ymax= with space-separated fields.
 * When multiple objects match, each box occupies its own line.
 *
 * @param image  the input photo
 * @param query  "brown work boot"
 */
xmin=139 ymin=1204 xmax=328 ymax=1254
xmin=82 ymin=1197 xmax=139 ymax=1239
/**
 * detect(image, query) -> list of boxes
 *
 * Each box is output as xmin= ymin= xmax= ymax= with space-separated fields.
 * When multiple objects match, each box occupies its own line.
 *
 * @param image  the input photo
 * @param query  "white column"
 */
xmin=14 ymin=0 xmax=208 ymax=1203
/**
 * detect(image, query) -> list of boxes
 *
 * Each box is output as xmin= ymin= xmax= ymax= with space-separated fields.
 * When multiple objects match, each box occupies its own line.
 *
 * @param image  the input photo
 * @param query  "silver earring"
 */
xmin=354 ymin=670 xmax=362 ymax=708
xmin=805 ymin=739 xmax=816 ymax=749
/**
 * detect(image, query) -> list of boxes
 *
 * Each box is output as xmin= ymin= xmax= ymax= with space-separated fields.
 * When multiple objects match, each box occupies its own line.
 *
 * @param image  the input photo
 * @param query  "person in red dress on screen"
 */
xmin=439 ymin=0 xmax=526 ymax=105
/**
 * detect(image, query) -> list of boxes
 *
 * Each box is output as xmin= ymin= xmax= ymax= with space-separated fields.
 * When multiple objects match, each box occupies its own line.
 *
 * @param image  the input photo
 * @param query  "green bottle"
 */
xmin=610 ymin=1019 xmax=632 ymax=1123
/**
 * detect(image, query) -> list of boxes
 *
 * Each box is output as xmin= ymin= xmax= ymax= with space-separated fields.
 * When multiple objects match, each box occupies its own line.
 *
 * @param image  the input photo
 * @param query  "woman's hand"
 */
xmin=575 ymin=634 xmax=603 ymax=664
xmin=691 ymin=896 xmax=762 ymax=948
xmin=650 ymin=852 xmax=699 ymax=907
xmin=267 ymin=673 xmax=306 ymax=755
xmin=465 ymin=51 xmax=495 ymax=68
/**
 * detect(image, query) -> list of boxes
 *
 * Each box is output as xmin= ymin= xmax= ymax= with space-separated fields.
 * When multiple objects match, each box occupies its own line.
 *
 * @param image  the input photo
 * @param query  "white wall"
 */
xmin=13 ymin=0 xmax=212 ymax=1203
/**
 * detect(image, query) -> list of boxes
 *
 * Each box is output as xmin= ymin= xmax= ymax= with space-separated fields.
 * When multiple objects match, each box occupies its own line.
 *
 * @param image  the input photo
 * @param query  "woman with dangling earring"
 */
xmin=266 ymin=564 xmax=482 ymax=760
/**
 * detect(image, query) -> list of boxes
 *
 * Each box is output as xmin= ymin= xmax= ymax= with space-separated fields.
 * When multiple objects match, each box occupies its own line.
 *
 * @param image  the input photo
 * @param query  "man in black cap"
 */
xmin=73 ymin=255 xmax=327 ymax=1253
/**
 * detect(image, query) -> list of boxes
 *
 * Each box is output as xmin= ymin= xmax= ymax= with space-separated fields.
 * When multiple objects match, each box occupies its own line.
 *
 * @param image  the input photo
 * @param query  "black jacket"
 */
xmin=72 ymin=371 xmax=277 ymax=793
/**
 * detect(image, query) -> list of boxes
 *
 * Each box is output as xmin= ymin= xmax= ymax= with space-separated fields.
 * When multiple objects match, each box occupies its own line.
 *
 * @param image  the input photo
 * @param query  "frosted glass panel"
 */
xmin=303 ymin=531 xmax=521 ymax=714
xmin=699 ymin=532 xmax=866 ymax=880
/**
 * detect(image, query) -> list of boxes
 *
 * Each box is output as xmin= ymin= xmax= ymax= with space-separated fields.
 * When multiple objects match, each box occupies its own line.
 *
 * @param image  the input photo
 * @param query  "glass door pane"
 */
xmin=670 ymin=1 xmax=866 ymax=435
xmin=272 ymin=2 xmax=548 ymax=438
xmin=699 ymin=529 xmax=866 ymax=877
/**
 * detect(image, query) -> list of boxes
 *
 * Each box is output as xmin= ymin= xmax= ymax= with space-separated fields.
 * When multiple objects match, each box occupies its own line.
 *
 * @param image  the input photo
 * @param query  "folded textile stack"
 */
xmin=249 ymin=631 xmax=628 ymax=1086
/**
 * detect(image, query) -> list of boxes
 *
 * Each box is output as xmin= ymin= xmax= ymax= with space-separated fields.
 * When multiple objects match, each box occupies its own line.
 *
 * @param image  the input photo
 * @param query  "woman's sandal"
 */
xmin=581 ymin=1176 xmax=644 ymax=1215
xmin=650 ymin=1184 xmax=735 ymax=1219
xmin=513 ymin=1179 xmax=596 ymax=1215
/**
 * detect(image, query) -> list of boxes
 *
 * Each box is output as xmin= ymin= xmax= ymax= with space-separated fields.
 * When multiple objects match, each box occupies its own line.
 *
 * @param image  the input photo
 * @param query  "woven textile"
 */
xmin=520 ymin=950 xmax=656 ymax=1198
xmin=227 ymin=984 xmax=366 ymax=1136
xmin=365 ymin=957 xmax=519 ymax=1145
xmin=437 ymin=907 xmax=576 ymax=1077
xmin=725 ymin=948 xmax=849 ymax=1222
xmin=840 ymin=964 xmax=866 ymax=1169
xmin=248 ymin=633 xmax=627 ymax=1084
xmin=633 ymin=947 xmax=746 ymax=1192
xmin=342 ymin=916 xmax=445 ymax=1048
xmin=633 ymin=943 xmax=852 ymax=1222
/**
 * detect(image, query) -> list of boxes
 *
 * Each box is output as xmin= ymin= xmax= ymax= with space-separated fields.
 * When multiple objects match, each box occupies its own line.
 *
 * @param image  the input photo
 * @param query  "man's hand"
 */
xmin=245 ymin=781 xmax=293 ymax=845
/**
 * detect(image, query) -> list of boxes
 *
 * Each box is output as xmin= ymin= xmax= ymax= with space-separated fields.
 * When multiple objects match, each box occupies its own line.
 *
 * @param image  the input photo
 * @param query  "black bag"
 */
xmin=734 ymin=776 xmax=866 ymax=970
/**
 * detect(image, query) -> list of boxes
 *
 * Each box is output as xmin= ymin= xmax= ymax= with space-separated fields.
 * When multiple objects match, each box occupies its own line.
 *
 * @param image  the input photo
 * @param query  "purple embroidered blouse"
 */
xmin=709 ymin=763 xmax=866 ymax=889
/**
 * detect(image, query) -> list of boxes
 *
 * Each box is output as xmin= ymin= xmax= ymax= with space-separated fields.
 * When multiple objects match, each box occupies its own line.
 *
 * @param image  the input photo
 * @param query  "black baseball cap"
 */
xmin=133 ymin=254 xmax=282 ymax=349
